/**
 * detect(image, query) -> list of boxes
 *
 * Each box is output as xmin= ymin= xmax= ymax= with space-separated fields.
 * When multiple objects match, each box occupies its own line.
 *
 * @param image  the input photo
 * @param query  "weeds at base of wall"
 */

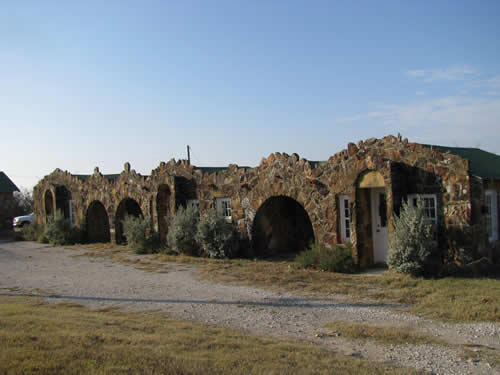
xmin=122 ymin=215 xmax=159 ymax=255
xmin=19 ymin=222 xmax=47 ymax=243
xmin=44 ymin=211 xmax=83 ymax=246
xmin=195 ymin=210 xmax=239 ymax=259
xmin=295 ymin=242 xmax=357 ymax=273
xmin=166 ymin=205 xmax=200 ymax=256
xmin=388 ymin=201 xmax=434 ymax=276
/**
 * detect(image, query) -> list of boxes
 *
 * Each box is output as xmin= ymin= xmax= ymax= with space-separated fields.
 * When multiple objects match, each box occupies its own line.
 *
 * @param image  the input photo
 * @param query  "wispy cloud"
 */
xmin=407 ymin=65 xmax=477 ymax=82
xmin=469 ymin=75 xmax=500 ymax=95
xmin=337 ymin=96 xmax=500 ymax=153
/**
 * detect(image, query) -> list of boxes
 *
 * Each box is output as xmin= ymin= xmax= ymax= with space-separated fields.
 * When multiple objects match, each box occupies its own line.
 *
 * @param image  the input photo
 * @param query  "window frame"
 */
xmin=407 ymin=194 xmax=438 ymax=225
xmin=338 ymin=195 xmax=351 ymax=243
xmin=216 ymin=198 xmax=232 ymax=221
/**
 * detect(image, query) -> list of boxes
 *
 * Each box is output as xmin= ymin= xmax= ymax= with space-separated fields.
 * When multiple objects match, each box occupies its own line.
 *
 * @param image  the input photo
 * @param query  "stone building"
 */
xmin=33 ymin=135 xmax=500 ymax=265
xmin=0 ymin=171 xmax=20 ymax=229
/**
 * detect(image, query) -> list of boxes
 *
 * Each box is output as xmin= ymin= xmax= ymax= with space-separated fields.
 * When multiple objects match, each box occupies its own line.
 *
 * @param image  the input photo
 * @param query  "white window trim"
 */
xmin=407 ymin=194 xmax=437 ymax=224
xmin=216 ymin=198 xmax=232 ymax=221
xmin=486 ymin=190 xmax=498 ymax=243
xmin=338 ymin=195 xmax=351 ymax=243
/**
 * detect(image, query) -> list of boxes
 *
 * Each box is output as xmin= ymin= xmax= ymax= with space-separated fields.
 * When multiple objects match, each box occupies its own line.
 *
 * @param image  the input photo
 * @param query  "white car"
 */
xmin=13 ymin=213 xmax=34 ymax=228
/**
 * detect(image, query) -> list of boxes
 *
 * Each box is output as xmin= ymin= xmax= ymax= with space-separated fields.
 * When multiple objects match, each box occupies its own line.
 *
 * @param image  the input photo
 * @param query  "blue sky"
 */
xmin=1 ymin=1 xmax=499 ymax=190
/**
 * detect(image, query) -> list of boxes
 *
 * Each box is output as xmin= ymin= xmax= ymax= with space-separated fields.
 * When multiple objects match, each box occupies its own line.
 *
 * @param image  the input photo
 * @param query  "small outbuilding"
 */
xmin=0 ymin=171 xmax=20 ymax=229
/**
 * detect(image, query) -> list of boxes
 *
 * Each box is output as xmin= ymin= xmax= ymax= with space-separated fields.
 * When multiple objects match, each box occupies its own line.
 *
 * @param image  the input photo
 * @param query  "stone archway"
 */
xmin=355 ymin=171 xmax=388 ymax=265
xmin=86 ymin=201 xmax=110 ymax=243
xmin=115 ymin=198 xmax=143 ymax=244
xmin=44 ymin=190 xmax=54 ymax=223
xmin=252 ymin=195 xmax=314 ymax=257
xmin=156 ymin=184 xmax=171 ymax=244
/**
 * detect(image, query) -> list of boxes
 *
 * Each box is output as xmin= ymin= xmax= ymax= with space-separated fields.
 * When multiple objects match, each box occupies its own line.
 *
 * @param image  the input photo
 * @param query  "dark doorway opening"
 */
xmin=44 ymin=190 xmax=54 ymax=222
xmin=252 ymin=196 xmax=314 ymax=257
xmin=156 ymin=185 xmax=171 ymax=244
xmin=86 ymin=201 xmax=110 ymax=243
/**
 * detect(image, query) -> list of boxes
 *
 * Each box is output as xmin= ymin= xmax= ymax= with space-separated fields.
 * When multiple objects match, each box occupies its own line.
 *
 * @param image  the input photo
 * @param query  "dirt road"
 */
xmin=0 ymin=240 xmax=498 ymax=374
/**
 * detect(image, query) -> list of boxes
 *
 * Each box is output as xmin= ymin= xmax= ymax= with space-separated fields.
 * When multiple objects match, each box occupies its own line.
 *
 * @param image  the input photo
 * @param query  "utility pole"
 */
xmin=187 ymin=145 xmax=191 ymax=165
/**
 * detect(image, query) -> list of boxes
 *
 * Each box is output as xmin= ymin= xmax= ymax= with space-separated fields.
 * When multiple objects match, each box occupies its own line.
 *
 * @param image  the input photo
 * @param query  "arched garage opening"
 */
xmin=252 ymin=196 xmax=314 ymax=257
xmin=115 ymin=198 xmax=143 ymax=244
xmin=86 ymin=201 xmax=110 ymax=243
xmin=44 ymin=190 xmax=54 ymax=223
xmin=156 ymin=184 xmax=171 ymax=244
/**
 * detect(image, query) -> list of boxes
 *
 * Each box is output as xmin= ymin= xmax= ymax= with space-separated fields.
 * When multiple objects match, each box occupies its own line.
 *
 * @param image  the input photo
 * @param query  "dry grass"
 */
xmin=64 ymin=243 xmax=500 ymax=323
xmin=0 ymin=296 xmax=417 ymax=375
xmin=324 ymin=321 xmax=446 ymax=345
xmin=200 ymin=260 xmax=500 ymax=323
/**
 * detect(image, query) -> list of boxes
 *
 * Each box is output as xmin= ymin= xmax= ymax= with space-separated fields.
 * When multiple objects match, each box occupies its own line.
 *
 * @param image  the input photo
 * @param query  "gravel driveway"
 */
xmin=1 ymin=240 xmax=498 ymax=374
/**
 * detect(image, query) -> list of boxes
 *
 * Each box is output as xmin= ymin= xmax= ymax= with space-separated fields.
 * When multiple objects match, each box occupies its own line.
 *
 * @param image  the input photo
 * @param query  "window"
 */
xmin=407 ymin=194 xmax=437 ymax=224
xmin=68 ymin=200 xmax=75 ymax=226
xmin=339 ymin=195 xmax=351 ymax=243
xmin=187 ymin=199 xmax=200 ymax=214
xmin=486 ymin=190 xmax=498 ymax=243
xmin=216 ymin=198 xmax=232 ymax=220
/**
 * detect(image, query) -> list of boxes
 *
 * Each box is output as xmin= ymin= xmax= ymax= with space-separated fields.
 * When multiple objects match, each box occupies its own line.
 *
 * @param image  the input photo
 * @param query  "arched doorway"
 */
xmin=252 ymin=196 xmax=314 ymax=257
xmin=44 ymin=190 xmax=54 ymax=223
xmin=115 ymin=198 xmax=143 ymax=244
xmin=86 ymin=201 xmax=110 ymax=243
xmin=356 ymin=171 xmax=388 ymax=265
xmin=55 ymin=185 xmax=72 ymax=221
xmin=156 ymin=184 xmax=171 ymax=244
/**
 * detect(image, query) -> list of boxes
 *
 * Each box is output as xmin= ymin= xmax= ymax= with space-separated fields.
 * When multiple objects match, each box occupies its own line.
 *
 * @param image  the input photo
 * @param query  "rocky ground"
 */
xmin=0 ymin=240 xmax=498 ymax=375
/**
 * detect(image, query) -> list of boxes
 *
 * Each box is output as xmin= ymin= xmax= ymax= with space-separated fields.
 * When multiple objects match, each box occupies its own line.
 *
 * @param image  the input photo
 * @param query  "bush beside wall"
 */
xmin=295 ymin=243 xmax=357 ymax=273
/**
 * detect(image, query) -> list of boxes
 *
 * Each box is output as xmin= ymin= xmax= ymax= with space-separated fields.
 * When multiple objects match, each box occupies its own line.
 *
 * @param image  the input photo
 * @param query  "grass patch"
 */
xmin=325 ymin=321 xmax=446 ymax=345
xmin=0 ymin=296 xmax=416 ymax=375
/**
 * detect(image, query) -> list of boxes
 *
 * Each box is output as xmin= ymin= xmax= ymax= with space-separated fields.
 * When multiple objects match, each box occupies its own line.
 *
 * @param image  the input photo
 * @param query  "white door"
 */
xmin=371 ymin=188 xmax=388 ymax=264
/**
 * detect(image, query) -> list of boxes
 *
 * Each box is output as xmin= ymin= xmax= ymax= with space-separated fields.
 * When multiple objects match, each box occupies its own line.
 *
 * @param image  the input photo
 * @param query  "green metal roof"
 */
xmin=0 ymin=172 xmax=20 ymax=193
xmin=427 ymin=145 xmax=500 ymax=179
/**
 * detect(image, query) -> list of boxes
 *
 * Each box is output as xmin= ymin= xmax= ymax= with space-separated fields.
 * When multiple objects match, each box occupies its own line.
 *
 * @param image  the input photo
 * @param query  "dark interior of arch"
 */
xmin=156 ymin=185 xmax=171 ymax=244
xmin=55 ymin=185 xmax=72 ymax=219
xmin=44 ymin=190 xmax=54 ymax=222
xmin=115 ymin=198 xmax=143 ymax=244
xmin=86 ymin=201 xmax=110 ymax=243
xmin=252 ymin=196 xmax=314 ymax=257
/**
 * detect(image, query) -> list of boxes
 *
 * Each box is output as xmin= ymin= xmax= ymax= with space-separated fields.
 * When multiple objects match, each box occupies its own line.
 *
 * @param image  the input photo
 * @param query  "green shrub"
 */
xmin=387 ymin=200 xmax=434 ymax=276
xmin=44 ymin=210 xmax=82 ymax=246
xmin=166 ymin=205 xmax=200 ymax=255
xmin=295 ymin=243 xmax=357 ymax=273
xmin=122 ymin=215 xmax=156 ymax=254
xmin=196 ymin=210 xmax=238 ymax=258
xmin=22 ymin=223 xmax=45 ymax=242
